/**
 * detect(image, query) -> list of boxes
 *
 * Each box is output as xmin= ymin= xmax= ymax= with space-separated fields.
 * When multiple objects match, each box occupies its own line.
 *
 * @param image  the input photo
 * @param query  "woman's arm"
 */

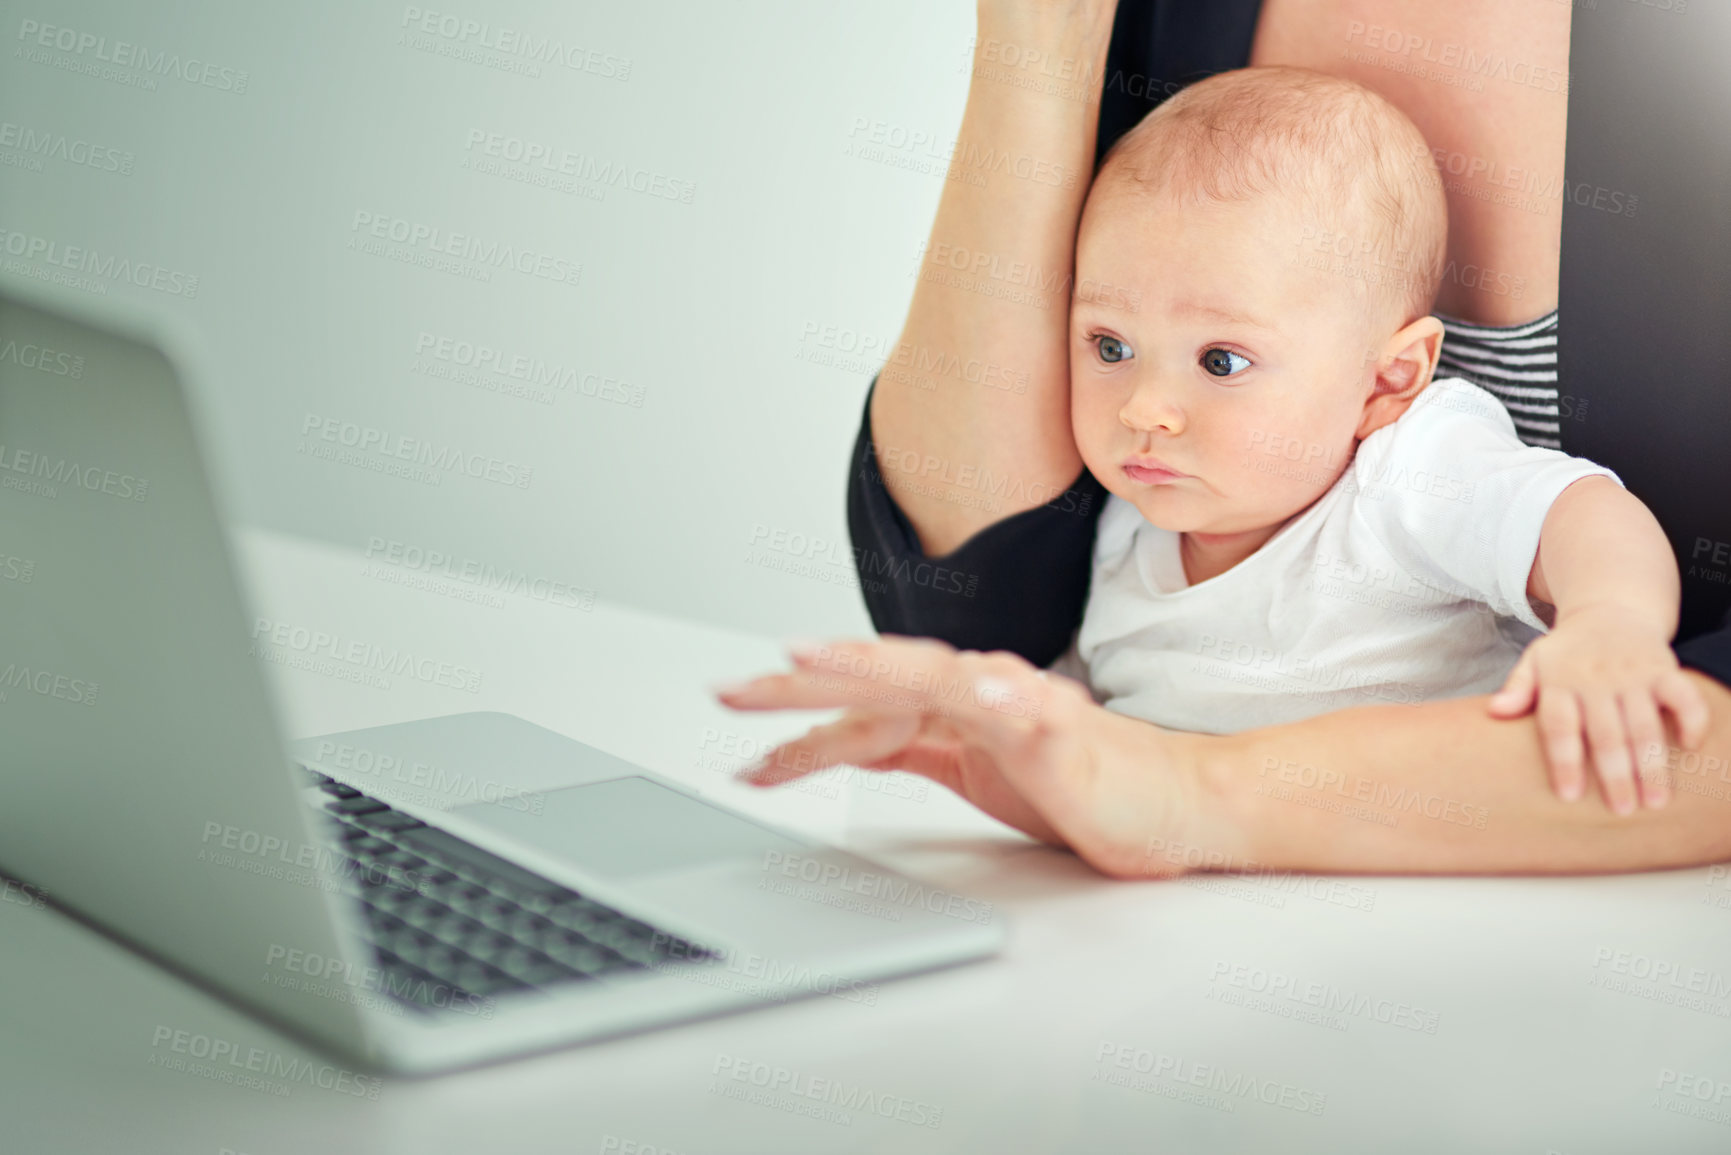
xmin=1195 ymin=675 xmax=1731 ymax=877
xmin=873 ymin=0 xmax=1116 ymax=556
xmin=716 ymin=638 xmax=1731 ymax=878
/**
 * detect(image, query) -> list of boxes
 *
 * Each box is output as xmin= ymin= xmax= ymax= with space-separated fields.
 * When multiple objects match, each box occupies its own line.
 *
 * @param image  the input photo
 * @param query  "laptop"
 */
xmin=0 ymin=281 xmax=1005 ymax=1075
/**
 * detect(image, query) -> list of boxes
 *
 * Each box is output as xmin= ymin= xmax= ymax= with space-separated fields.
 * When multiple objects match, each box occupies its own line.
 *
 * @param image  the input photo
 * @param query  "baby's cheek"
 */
xmin=1069 ymin=392 xmax=1118 ymax=470
xmin=1210 ymin=440 xmax=1269 ymax=508
xmin=1216 ymin=428 xmax=1338 ymax=519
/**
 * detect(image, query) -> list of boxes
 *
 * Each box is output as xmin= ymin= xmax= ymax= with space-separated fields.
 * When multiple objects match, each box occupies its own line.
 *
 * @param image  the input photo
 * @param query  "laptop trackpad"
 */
xmin=454 ymin=775 xmax=805 ymax=879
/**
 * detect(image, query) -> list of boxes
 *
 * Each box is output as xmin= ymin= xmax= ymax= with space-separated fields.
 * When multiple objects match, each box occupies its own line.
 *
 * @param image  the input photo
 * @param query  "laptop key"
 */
xmin=433 ymin=914 xmax=489 ymax=947
xmin=505 ymin=910 xmax=549 ymax=939
xmin=617 ymin=919 xmax=658 ymax=942
xmin=395 ymin=826 xmax=572 ymax=897
xmin=589 ymin=948 xmax=643 ymax=975
xmin=495 ymin=946 xmax=546 ymax=977
xmin=355 ymin=810 xmax=426 ymax=833
xmin=318 ymin=781 xmax=362 ymax=799
xmin=377 ymin=961 xmax=450 ymax=1011
xmin=543 ymin=940 xmax=613 ymax=974
xmin=422 ymin=921 xmax=475 ymax=954
xmin=326 ymin=795 xmax=390 ymax=815
xmin=475 ymin=903 xmax=519 ymax=933
xmin=414 ymin=943 xmax=465 ymax=977
xmin=414 ymin=866 xmax=459 ymax=887
xmin=369 ymin=910 xmax=409 ymax=937
xmin=546 ymin=903 xmax=617 ymax=935
xmin=385 ymin=888 xmax=440 ymax=916
xmin=455 ymin=962 xmax=524 ymax=997
xmin=604 ymin=938 xmax=663 ymax=967
xmin=441 ymin=888 xmax=496 ymax=919
xmin=520 ymin=960 xmax=585 ymax=987
xmin=399 ymin=902 xmax=452 ymax=933
xmin=465 ymin=931 xmax=516 ymax=962
xmin=364 ymin=887 xmax=410 ymax=912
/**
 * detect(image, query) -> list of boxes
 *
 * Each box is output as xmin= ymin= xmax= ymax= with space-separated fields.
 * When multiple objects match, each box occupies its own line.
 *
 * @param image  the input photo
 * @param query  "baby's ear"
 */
xmin=1356 ymin=315 xmax=1445 ymax=440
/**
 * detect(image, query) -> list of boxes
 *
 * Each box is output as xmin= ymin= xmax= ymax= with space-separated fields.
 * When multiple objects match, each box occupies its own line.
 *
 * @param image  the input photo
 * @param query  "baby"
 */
xmin=1062 ymin=66 xmax=1707 ymax=814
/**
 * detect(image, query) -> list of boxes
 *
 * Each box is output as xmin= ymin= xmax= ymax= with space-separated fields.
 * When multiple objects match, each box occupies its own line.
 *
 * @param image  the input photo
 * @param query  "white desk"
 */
xmin=4 ymin=529 xmax=1730 ymax=1155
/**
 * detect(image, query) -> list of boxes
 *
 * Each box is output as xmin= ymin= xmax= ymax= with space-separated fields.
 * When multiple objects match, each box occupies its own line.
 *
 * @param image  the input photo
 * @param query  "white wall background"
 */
xmin=0 ymin=0 xmax=979 ymax=639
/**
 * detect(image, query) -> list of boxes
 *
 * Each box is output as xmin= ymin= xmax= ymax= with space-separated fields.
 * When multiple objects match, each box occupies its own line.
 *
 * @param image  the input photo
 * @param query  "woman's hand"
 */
xmin=713 ymin=636 xmax=1235 ymax=878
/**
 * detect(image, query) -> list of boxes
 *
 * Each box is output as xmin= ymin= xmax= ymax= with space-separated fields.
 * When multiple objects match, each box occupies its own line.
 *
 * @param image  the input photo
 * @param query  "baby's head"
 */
xmin=1071 ymin=65 xmax=1447 ymax=541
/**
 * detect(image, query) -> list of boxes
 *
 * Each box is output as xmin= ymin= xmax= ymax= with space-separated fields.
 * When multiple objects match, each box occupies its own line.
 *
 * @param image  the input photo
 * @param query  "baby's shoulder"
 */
xmin=1352 ymin=377 xmax=1523 ymax=476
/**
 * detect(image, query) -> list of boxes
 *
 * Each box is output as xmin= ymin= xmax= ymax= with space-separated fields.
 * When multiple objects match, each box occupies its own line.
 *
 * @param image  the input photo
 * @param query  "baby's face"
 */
xmin=1071 ymin=184 xmax=1382 ymax=539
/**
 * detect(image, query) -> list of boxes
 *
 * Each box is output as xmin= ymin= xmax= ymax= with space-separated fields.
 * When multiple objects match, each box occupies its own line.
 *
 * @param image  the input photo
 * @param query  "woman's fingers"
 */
xmin=733 ymin=704 xmax=1067 ymax=844
xmin=785 ymin=639 xmax=1051 ymax=740
xmin=717 ymin=636 xmax=1093 ymax=846
xmin=714 ymin=637 xmax=961 ymax=713
xmin=715 ymin=636 xmax=1116 ymax=856
xmin=715 ymin=670 xmax=874 ymax=713
xmin=722 ymin=637 xmax=1053 ymax=756
xmin=739 ymin=709 xmax=923 ymax=787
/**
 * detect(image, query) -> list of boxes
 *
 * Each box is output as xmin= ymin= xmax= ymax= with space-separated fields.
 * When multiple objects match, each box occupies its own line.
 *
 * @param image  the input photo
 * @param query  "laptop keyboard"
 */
xmin=298 ymin=767 xmax=716 ymax=1014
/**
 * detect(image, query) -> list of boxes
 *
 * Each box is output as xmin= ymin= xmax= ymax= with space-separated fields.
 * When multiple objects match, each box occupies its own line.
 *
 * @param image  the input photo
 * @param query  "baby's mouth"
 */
xmin=1123 ymin=457 xmax=1190 ymax=486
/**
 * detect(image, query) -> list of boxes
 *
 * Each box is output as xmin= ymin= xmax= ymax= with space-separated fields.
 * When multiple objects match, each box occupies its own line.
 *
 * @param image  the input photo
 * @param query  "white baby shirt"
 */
xmin=1074 ymin=377 xmax=1620 ymax=734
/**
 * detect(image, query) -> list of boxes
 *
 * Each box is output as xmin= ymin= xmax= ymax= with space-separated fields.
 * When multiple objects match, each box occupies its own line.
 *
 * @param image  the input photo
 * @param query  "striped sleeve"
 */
xmin=1434 ymin=310 xmax=1561 ymax=449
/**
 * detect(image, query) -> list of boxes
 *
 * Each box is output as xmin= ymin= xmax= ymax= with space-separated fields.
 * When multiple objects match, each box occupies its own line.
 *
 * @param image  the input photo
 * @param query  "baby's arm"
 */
xmin=1487 ymin=475 xmax=1711 ymax=813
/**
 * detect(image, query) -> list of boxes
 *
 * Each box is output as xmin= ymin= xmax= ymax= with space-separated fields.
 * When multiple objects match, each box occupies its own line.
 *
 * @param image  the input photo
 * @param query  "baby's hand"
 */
xmin=1487 ymin=605 xmax=1710 ymax=814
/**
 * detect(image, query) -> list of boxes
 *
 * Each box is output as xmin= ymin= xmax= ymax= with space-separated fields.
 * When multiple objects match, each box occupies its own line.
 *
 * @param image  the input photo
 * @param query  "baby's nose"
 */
xmin=1119 ymin=384 xmax=1184 ymax=434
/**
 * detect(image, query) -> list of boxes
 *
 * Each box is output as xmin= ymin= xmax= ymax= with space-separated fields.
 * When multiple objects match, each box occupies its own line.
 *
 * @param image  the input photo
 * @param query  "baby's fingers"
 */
xmin=1582 ymin=693 xmax=1638 ymax=816
xmin=1655 ymin=668 xmax=1712 ymax=750
xmin=1535 ymin=688 xmax=1586 ymax=802
xmin=1488 ymin=652 xmax=1538 ymax=718
xmin=1622 ymin=692 xmax=1669 ymax=809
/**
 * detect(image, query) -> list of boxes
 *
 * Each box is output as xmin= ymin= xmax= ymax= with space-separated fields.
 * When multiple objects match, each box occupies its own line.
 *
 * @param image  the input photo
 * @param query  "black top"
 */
xmin=847 ymin=382 xmax=1109 ymax=667
xmin=846 ymin=0 xmax=1731 ymax=687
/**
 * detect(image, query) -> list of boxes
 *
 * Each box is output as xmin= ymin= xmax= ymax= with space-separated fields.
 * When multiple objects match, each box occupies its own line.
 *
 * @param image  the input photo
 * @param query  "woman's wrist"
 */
xmin=1161 ymin=727 xmax=1263 ymax=876
xmin=974 ymin=0 xmax=1118 ymax=75
xmin=1081 ymin=706 xmax=1258 ymax=879
xmin=1188 ymin=730 xmax=1269 ymax=871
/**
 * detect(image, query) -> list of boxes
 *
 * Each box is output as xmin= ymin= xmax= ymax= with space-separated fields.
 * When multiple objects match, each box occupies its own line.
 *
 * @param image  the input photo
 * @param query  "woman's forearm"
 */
xmin=872 ymin=1 xmax=1116 ymax=556
xmin=1171 ymin=673 xmax=1731 ymax=876
xmin=718 ymin=636 xmax=1731 ymax=880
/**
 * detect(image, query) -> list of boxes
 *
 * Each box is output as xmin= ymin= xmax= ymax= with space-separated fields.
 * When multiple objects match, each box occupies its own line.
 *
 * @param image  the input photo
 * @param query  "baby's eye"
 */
xmin=1201 ymin=348 xmax=1250 ymax=377
xmin=1094 ymin=335 xmax=1132 ymax=364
